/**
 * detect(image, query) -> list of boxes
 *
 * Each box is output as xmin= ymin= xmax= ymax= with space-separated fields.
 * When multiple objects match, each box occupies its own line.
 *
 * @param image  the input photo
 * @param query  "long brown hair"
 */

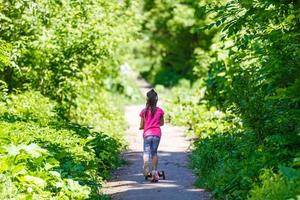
xmin=145 ymin=89 xmax=158 ymax=117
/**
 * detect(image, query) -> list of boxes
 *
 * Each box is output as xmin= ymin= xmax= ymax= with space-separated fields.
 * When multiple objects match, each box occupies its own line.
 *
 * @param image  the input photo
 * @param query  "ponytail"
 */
xmin=145 ymin=89 xmax=158 ymax=117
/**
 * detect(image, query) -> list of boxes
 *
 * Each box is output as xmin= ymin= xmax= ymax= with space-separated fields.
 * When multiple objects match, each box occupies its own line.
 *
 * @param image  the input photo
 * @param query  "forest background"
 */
xmin=0 ymin=0 xmax=299 ymax=199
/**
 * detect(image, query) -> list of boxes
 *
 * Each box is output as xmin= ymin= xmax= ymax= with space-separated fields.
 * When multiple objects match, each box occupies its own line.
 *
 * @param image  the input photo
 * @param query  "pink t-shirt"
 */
xmin=139 ymin=107 xmax=164 ymax=137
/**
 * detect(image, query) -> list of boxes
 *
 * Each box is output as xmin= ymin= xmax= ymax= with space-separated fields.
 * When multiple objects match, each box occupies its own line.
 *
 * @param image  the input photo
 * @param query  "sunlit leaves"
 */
xmin=0 ymin=0 xmax=140 ymax=116
xmin=0 ymin=0 xmax=139 ymax=199
xmin=143 ymin=0 xmax=300 ymax=199
xmin=0 ymin=91 xmax=125 ymax=198
xmin=0 ymin=40 xmax=11 ymax=69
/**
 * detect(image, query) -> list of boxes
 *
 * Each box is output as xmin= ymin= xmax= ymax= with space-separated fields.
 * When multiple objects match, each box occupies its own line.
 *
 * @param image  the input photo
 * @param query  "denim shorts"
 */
xmin=143 ymin=135 xmax=160 ymax=158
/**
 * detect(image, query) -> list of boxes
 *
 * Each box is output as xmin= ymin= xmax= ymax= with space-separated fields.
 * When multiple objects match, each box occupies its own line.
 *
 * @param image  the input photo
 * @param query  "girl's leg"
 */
xmin=152 ymin=155 xmax=158 ymax=171
xmin=143 ymin=155 xmax=149 ymax=176
xmin=150 ymin=136 xmax=160 ymax=180
xmin=150 ymin=136 xmax=160 ymax=170
xmin=143 ymin=136 xmax=151 ymax=176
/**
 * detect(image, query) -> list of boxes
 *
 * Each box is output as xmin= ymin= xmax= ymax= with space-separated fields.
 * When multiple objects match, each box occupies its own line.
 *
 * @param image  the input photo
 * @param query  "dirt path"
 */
xmin=102 ymin=79 xmax=210 ymax=200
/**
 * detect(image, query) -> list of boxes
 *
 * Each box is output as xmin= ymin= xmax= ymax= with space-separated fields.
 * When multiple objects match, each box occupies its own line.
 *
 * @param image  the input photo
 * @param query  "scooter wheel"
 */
xmin=161 ymin=171 xmax=166 ymax=180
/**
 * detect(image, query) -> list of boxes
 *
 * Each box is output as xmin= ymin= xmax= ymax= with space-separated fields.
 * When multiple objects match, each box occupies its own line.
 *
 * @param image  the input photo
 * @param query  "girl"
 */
xmin=139 ymin=89 xmax=164 ymax=182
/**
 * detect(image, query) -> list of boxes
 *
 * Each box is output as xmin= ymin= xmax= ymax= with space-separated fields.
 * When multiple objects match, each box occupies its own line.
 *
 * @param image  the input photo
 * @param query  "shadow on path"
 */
xmin=102 ymin=78 xmax=211 ymax=200
xmin=103 ymin=150 xmax=211 ymax=200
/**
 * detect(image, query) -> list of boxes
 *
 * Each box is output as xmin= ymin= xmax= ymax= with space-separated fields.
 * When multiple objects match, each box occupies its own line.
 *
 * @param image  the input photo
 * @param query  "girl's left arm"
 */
xmin=139 ymin=118 xmax=144 ymax=130
xmin=160 ymin=115 xmax=164 ymax=126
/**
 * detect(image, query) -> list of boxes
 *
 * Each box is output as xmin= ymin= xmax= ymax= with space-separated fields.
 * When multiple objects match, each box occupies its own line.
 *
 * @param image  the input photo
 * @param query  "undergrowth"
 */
xmin=0 ymin=91 xmax=125 ymax=199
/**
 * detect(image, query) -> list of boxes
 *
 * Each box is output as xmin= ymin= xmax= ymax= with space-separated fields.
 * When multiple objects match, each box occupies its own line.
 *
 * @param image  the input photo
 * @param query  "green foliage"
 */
xmin=249 ymin=168 xmax=300 ymax=200
xmin=141 ymin=0 xmax=300 ymax=199
xmin=0 ymin=91 xmax=125 ymax=198
xmin=165 ymin=81 xmax=300 ymax=199
xmin=0 ymin=0 xmax=143 ymax=199
xmin=2 ymin=0 xmax=300 ymax=199
xmin=190 ymin=129 xmax=297 ymax=199
xmin=135 ymin=0 xmax=218 ymax=86
xmin=0 ymin=0 xmax=140 ymax=113
xmin=0 ymin=143 xmax=91 ymax=199
xmin=161 ymin=79 xmax=241 ymax=138
xmin=0 ymin=40 xmax=11 ymax=68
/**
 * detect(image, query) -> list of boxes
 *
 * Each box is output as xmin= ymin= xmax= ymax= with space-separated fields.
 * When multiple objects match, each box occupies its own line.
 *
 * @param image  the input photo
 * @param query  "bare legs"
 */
xmin=143 ymin=154 xmax=149 ymax=176
xmin=152 ymin=155 xmax=158 ymax=171
xmin=143 ymin=155 xmax=158 ymax=175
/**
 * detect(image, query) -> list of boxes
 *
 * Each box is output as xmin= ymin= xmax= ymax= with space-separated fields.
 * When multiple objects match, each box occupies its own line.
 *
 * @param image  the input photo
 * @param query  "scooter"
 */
xmin=144 ymin=170 xmax=166 ymax=181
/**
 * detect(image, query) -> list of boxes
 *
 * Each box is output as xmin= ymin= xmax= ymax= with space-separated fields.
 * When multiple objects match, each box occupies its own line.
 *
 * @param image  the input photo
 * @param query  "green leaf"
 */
xmin=5 ymin=144 xmax=20 ymax=156
xmin=208 ymin=23 xmax=215 ymax=29
xmin=23 ymin=175 xmax=47 ymax=188
xmin=279 ymin=166 xmax=300 ymax=181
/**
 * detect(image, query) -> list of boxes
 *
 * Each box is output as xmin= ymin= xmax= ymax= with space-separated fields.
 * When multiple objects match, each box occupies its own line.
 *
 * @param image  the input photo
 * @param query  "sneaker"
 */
xmin=151 ymin=170 xmax=159 ymax=182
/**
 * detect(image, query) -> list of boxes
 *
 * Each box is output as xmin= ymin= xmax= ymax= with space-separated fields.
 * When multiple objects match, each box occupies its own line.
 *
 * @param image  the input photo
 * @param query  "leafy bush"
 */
xmin=165 ymin=83 xmax=300 ymax=199
xmin=0 ymin=0 xmax=140 ymax=114
xmin=0 ymin=143 xmax=91 ymax=199
xmin=249 ymin=167 xmax=300 ymax=200
xmin=0 ymin=91 xmax=125 ymax=199
xmin=138 ymin=0 xmax=300 ymax=199
xmin=0 ymin=0 xmax=142 ymax=199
